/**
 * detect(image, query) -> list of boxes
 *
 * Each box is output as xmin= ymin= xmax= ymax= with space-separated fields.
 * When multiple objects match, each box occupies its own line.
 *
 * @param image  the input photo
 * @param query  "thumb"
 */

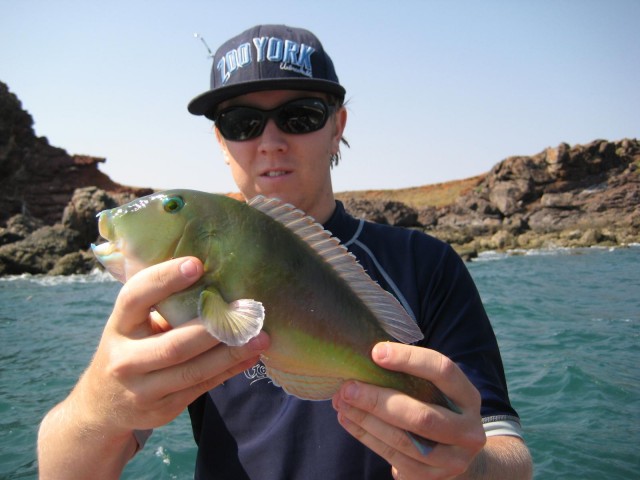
xmin=109 ymin=257 xmax=203 ymax=335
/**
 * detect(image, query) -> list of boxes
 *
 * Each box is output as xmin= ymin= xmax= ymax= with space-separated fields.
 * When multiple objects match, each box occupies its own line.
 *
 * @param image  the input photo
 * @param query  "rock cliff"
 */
xmin=0 ymin=81 xmax=151 ymax=226
xmin=341 ymin=138 xmax=639 ymax=259
xmin=0 ymin=81 xmax=151 ymax=274
xmin=1 ymin=80 xmax=638 ymax=274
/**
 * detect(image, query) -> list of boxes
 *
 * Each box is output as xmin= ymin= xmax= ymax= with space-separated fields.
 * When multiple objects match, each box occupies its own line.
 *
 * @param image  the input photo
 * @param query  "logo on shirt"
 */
xmin=244 ymin=361 xmax=271 ymax=385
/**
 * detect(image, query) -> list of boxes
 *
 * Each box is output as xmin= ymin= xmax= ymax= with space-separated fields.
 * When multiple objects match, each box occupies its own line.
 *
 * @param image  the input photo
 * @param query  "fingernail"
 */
xmin=372 ymin=342 xmax=389 ymax=361
xmin=247 ymin=333 xmax=267 ymax=351
xmin=344 ymin=382 xmax=359 ymax=401
xmin=338 ymin=413 xmax=352 ymax=427
xmin=180 ymin=259 xmax=199 ymax=279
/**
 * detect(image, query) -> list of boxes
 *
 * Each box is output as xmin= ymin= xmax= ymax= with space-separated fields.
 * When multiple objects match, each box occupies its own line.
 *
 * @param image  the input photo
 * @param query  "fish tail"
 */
xmin=410 ymin=375 xmax=462 ymax=414
xmin=406 ymin=431 xmax=437 ymax=456
xmin=444 ymin=394 xmax=462 ymax=414
xmin=404 ymin=384 xmax=460 ymax=456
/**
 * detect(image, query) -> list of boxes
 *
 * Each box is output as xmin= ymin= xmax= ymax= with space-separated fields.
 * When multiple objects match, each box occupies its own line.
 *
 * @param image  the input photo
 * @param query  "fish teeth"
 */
xmin=91 ymin=241 xmax=116 ymax=256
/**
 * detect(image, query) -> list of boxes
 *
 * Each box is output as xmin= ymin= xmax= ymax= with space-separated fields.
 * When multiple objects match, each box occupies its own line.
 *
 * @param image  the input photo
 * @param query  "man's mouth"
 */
xmin=262 ymin=170 xmax=291 ymax=178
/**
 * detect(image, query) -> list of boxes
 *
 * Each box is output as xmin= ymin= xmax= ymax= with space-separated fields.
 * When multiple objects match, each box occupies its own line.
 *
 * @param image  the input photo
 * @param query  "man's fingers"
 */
xmin=335 ymin=406 xmax=442 ymax=476
xmin=371 ymin=342 xmax=481 ymax=411
xmin=162 ymin=332 xmax=270 ymax=395
xmin=128 ymin=332 xmax=270 ymax=415
xmin=122 ymin=318 xmax=220 ymax=373
xmin=334 ymin=381 xmax=473 ymax=447
xmin=109 ymin=257 xmax=203 ymax=335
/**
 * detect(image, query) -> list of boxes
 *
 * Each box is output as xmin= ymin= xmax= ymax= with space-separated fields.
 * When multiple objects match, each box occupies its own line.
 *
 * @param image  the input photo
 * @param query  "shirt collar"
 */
xmin=323 ymin=201 xmax=362 ymax=245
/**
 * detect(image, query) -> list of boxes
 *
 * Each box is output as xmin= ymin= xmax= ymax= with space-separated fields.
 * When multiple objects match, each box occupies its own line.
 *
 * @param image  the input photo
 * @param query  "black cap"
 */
xmin=188 ymin=25 xmax=346 ymax=119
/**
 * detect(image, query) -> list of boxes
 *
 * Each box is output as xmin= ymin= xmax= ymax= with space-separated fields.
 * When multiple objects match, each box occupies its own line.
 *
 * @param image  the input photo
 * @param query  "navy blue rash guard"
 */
xmin=187 ymin=201 xmax=521 ymax=479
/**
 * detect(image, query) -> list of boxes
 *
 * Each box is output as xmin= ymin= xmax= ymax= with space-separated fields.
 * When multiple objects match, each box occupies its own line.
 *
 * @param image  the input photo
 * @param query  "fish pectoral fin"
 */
xmin=198 ymin=288 xmax=265 ymax=347
xmin=265 ymin=365 xmax=344 ymax=401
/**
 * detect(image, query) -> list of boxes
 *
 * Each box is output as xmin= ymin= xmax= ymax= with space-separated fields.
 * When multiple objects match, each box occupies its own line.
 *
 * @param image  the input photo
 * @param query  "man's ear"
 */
xmin=214 ymin=125 xmax=223 ymax=146
xmin=331 ymin=106 xmax=348 ymax=152
xmin=214 ymin=127 xmax=231 ymax=165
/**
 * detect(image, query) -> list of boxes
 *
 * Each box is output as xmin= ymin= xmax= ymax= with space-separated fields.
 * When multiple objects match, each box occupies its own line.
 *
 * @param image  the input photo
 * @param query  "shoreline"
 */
xmin=2 ymin=243 xmax=637 ymax=283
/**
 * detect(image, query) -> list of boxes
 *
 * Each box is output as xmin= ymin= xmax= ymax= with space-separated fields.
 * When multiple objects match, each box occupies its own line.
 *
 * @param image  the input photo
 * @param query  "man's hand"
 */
xmin=38 ymin=257 xmax=270 ymax=479
xmin=332 ymin=342 xmax=486 ymax=479
xmin=82 ymin=256 xmax=269 ymax=434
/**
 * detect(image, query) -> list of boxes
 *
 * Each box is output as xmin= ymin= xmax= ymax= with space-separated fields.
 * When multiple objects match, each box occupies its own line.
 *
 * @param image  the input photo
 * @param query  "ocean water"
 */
xmin=1 ymin=246 xmax=638 ymax=479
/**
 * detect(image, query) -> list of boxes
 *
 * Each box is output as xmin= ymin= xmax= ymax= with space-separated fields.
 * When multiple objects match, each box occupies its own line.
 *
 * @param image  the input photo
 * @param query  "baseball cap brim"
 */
xmin=188 ymin=78 xmax=346 ymax=120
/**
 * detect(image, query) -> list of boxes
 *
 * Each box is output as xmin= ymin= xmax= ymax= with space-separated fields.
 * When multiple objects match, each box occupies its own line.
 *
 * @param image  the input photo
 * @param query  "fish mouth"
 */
xmin=91 ymin=210 xmax=126 ymax=282
xmin=91 ymin=241 xmax=126 ymax=283
xmin=91 ymin=240 xmax=118 ymax=257
xmin=97 ymin=208 xmax=115 ymax=240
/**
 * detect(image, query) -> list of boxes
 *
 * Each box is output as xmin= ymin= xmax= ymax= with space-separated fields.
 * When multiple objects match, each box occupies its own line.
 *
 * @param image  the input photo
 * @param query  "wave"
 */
xmin=473 ymin=247 xmax=576 ymax=262
xmin=474 ymin=243 xmax=639 ymax=262
xmin=0 ymin=268 xmax=117 ymax=285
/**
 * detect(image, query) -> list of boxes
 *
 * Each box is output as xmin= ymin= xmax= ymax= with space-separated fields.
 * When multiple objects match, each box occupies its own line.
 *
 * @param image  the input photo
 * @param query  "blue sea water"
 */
xmin=1 ymin=246 xmax=638 ymax=479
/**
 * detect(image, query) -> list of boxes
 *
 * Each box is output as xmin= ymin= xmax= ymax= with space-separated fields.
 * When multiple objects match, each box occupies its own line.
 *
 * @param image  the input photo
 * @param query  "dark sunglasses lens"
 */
xmin=216 ymin=99 xmax=330 ymax=141
xmin=276 ymin=100 xmax=328 ymax=134
xmin=218 ymin=108 xmax=265 ymax=141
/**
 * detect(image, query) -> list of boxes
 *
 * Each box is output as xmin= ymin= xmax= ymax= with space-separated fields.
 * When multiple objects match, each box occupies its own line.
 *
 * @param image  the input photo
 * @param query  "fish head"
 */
xmin=92 ymin=190 xmax=201 ymax=282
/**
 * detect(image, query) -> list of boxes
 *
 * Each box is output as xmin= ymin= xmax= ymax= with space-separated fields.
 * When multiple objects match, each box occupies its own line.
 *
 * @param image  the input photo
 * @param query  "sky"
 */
xmin=1 ymin=0 xmax=638 ymax=194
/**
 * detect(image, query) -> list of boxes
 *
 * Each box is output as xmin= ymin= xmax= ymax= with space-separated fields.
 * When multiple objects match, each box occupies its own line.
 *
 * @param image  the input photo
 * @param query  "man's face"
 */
xmin=215 ymin=90 xmax=347 ymax=223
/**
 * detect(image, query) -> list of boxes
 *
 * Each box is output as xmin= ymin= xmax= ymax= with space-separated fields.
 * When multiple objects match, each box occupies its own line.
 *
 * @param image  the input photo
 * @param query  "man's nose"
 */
xmin=258 ymin=119 xmax=287 ymax=153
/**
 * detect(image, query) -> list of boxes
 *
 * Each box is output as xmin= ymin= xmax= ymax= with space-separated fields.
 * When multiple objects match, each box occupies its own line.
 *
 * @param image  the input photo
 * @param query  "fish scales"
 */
xmin=192 ymin=199 xmax=397 ymax=387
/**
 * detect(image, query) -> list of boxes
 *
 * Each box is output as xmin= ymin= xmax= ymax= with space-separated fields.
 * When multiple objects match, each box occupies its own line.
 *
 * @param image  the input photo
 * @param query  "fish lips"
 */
xmin=92 ymin=210 xmax=126 ymax=282
xmin=91 ymin=241 xmax=126 ymax=283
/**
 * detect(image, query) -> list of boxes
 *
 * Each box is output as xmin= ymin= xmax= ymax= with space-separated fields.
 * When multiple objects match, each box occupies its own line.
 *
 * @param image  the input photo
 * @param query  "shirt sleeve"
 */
xmin=416 ymin=241 xmax=520 ymax=422
xmin=483 ymin=418 xmax=523 ymax=438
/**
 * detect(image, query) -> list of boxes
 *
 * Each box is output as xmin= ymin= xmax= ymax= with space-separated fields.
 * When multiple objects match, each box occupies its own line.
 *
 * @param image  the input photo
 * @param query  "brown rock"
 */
xmin=49 ymin=251 xmax=97 ymax=276
xmin=62 ymin=187 xmax=143 ymax=248
xmin=0 ymin=225 xmax=82 ymax=275
xmin=0 ymin=81 xmax=150 ymax=226
xmin=540 ymin=192 xmax=577 ymax=209
xmin=342 ymin=198 xmax=420 ymax=227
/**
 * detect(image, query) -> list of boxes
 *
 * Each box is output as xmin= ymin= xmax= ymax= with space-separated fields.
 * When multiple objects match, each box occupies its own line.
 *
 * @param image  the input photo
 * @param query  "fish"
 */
xmin=92 ymin=189 xmax=459 ymax=453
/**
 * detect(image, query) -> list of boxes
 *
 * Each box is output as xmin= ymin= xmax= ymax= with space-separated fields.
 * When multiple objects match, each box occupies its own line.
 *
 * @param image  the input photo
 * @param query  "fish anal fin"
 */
xmin=198 ymin=287 xmax=265 ymax=347
xmin=265 ymin=365 xmax=344 ymax=400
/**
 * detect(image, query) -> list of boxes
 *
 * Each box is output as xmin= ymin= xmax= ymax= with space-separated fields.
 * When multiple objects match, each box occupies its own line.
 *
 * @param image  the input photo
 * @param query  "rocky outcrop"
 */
xmin=0 ymin=81 xmax=152 ymax=275
xmin=0 ymin=81 xmax=150 ymax=226
xmin=0 ymin=187 xmax=145 ymax=276
xmin=343 ymin=138 xmax=640 ymax=259
xmin=341 ymin=198 xmax=419 ymax=227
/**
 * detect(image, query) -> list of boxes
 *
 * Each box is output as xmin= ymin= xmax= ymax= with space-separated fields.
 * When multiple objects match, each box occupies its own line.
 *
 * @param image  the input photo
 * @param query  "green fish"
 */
xmin=92 ymin=190 xmax=459 ymax=436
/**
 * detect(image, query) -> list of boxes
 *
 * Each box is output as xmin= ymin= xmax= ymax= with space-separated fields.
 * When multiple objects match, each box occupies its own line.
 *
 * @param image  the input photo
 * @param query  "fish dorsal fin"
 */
xmin=248 ymin=196 xmax=423 ymax=344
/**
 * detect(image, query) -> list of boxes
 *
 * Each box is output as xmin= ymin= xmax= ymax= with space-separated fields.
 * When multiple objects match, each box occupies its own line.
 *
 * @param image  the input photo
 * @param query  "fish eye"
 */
xmin=162 ymin=196 xmax=185 ymax=214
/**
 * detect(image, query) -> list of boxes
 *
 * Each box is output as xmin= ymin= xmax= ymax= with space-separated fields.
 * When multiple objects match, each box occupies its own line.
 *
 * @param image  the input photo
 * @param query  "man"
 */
xmin=38 ymin=25 xmax=532 ymax=479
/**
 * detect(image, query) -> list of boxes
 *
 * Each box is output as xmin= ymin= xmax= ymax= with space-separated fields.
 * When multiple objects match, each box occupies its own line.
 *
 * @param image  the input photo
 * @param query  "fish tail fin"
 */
xmin=406 ymin=431 xmax=437 ymax=456
xmin=445 ymin=395 xmax=463 ymax=415
xmin=411 ymin=376 xmax=462 ymax=414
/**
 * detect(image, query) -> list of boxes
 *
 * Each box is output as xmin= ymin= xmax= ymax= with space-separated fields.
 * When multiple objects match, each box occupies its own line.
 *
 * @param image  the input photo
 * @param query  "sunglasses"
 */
xmin=214 ymin=98 xmax=334 ymax=141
